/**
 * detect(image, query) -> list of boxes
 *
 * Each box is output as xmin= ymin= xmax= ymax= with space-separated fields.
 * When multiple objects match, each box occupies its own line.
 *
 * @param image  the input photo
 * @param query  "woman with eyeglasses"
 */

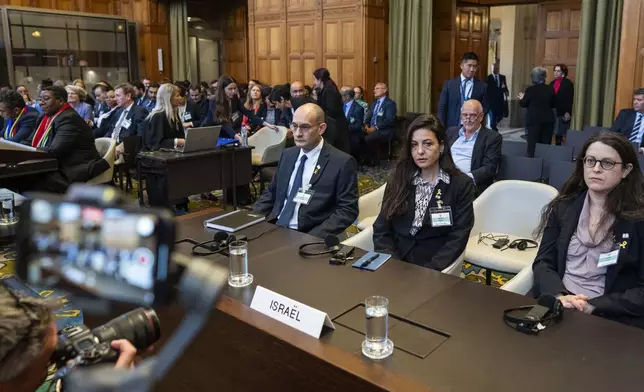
xmin=533 ymin=132 xmax=644 ymax=329
xmin=373 ymin=114 xmax=476 ymax=271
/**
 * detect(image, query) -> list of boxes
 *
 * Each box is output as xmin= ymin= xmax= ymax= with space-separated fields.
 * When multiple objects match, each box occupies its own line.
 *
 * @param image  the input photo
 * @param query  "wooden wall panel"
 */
xmin=615 ymin=0 xmax=644 ymax=115
xmin=454 ymin=6 xmax=489 ymax=81
xmin=431 ymin=0 xmax=456 ymax=113
xmin=223 ymin=6 xmax=249 ymax=83
xmin=536 ymin=1 xmax=581 ymax=82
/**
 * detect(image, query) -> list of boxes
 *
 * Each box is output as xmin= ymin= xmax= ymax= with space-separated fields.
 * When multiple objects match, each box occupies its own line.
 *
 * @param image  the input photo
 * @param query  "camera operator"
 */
xmin=0 ymin=285 xmax=138 ymax=392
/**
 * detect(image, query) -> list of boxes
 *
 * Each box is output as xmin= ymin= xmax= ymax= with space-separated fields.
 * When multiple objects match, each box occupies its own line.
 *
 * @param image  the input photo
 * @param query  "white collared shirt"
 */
xmin=278 ymin=138 xmax=325 ymax=229
xmin=452 ymin=126 xmax=480 ymax=180
xmin=460 ymin=74 xmax=474 ymax=101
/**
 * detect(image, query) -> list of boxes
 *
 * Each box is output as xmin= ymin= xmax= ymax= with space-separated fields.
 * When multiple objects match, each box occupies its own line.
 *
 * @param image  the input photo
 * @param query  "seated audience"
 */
xmin=340 ymin=86 xmax=366 ymax=159
xmin=189 ymin=83 xmax=209 ymax=120
xmin=132 ymin=80 xmax=146 ymax=106
xmin=93 ymin=83 xmax=111 ymax=119
xmin=446 ymin=99 xmax=502 ymax=194
xmin=143 ymin=83 xmax=159 ymax=112
xmin=532 ymin=132 xmax=644 ymax=329
xmin=373 ymin=114 xmax=476 ymax=271
xmin=260 ymin=86 xmax=281 ymax=126
xmin=438 ymin=52 xmax=488 ymax=128
xmin=72 ymin=79 xmax=95 ymax=108
xmin=9 ymin=86 xmax=108 ymax=193
xmin=203 ymin=75 xmax=276 ymax=138
xmin=270 ymin=85 xmax=294 ymax=127
xmin=292 ymin=97 xmax=349 ymax=153
xmin=65 ymin=85 xmax=94 ymax=126
xmin=31 ymin=79 xmax=53 ymax=113
xmin=94 ymin=83 xmax=148 ymax=142
xmin=0 ymin=90 xmax=38 ymax=143
xmin=519 ymin=66 xmax=555 ymax=157
xmin=254 ymin=103 xmax=358 ymax=238
xmin=364 ymin=82 xmax=397 ymax=160
xmin=611 ymin=88 xmax=644 ymax=151
xmin=106 ymin=89 xmax=117 ymax=109
xmin=242 ymin=83 xmax=265 ymax=134
xmin=176 ymin=83 xmax=201 ymax=129
xmin=353 ymin=86 xmax=369 ymax=114
xmin=291 ymin=81 xmax=307 ymax=100
xmin=16 ymin=85 xmax=35 ymax=106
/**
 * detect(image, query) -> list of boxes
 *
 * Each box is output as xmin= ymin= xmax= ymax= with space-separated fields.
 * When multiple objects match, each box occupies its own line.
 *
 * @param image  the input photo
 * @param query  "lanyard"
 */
xmin=4 ymin=107 xmax=26 ymax=138
xmin=461 ymin=79 xmax=471 ymax=102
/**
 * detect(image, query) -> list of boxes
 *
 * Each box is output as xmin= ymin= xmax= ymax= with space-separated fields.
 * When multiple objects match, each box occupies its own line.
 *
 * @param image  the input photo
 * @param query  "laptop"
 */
xmin=177 ymin=126 xmax=222 ymax=153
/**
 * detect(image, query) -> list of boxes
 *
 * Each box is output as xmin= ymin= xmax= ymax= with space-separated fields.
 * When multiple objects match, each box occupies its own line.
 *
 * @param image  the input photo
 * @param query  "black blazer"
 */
xmin=31 ymin=107 xmax=108 ymax=185
xmin=142 ymin=112 xmax=185 ymax=151
xmin=373 ymin=174 xmax=476 ymax=271
xmin=253 ymin=141 xmax=359 ymax=238
xmin=532 ymin=193 xmax=644 ymax=329
xmin=611 ymin=109 xmax=643 ymax=141
xmin=519 ymin=83 xmax=555 ymax=125
xmin=438 ymin=77 xmax=488 ymax=128
xmin=344 ymin=100 xmax=365 ymax=135
xmin=550 ymin=77 xmax=574 ymax=117
xmin=2 ymin=108 xmax=38 ymax=143
xmin=485 ymin=73 xmax=509 ymax=116
xmin=279 ymin=106 xmax=294 ymax=128
xmin=94 ymin=104 xmax=149 ymax=140
xmin=446 ymin=126 xmax=502 ymax=194
xmin=365 ymin=97 xmax=398 ymax=140
xmin=93 ymin=102 xmax=110 ymax=119
xmin=257 ymin=105 xmax=282 ymax=126
xmin=182 ymin=100 xmax=202 ymax=128
xmin=189 ymin=98 xmax=209 ymax=121
xmin=202 ymin=98 xmax=265 ymax=137
xmin=318 ymin=86 xmax=352 ymax=154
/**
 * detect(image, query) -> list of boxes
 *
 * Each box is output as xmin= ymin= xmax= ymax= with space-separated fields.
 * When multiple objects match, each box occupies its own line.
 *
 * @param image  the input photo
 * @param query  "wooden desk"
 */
xmin=137 ymin=147 xmax=253 ymax=208
xmin=88 ymin=217 xmax=644 ymax=392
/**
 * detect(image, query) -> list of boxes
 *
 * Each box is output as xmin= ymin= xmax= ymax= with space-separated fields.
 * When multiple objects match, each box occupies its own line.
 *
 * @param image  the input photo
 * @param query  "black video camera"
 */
xmin=52 ymin=308 xmax=160 ymax=367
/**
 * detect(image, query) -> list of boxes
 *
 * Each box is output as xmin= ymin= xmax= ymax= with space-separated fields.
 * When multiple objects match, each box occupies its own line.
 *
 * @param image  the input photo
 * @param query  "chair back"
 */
xmin=88 ymin=138 xmax=116 ymax=185
xmin=248 ymin=126 xmax=287 ymax=165
xmin=566 ymin=130 xmax=597 ymax=157
xmin=638 ymin=154 xmax=644 ymax=173
xmin=471 ymin=180 xmax=558 ymax=239
xmin=581 ymin=126 xmax=609 ymax=134
xmin=497 ymin=156 xmax=543 ymax=182
xmin=121 ymin=136 xmax=142 ymax=169
xmin=534 ymin=144 xmax=573 ymax=181
xmin=357 ymin=183 xmax=387 ymax=223
xmin=547 ymin=160 xmax=575 ymax=191
xmin=501 ymin=140 xmax=527 ymax=157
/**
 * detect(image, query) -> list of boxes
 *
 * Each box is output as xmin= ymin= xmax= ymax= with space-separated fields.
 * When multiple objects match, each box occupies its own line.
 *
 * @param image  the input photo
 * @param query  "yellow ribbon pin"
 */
xmin=620 ymin=241 xmax=627 ymax=249
xmin=436 ymin=189 xmax=442 ymax=197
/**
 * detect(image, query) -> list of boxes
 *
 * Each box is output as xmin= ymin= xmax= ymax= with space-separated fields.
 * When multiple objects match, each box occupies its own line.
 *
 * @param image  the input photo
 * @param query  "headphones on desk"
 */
xmin=298 ymin=235 xmax=341 ymax=257
xmin=503 ymin=294 xmax=564 ymax=335
xmin=191 ymin=231 xmax=244 ymax=256
xmin=508 ymin=239 xmax=539 ymax=251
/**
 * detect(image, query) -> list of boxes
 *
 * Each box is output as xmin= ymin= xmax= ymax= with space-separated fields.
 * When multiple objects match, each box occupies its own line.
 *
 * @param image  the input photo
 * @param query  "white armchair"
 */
xmin=356 ymin=184 xmax=386 ymax=230
xmin=87 ymin=138 xmax=116 ymax=185
xmin=248 ymin=126 xmax=287 ymax=166
xmin=342 ymin=226 xmax=464 ymax=277
xmin=500 ymin=263 xmax=534 ymax=295
xmin=465 ymin=180 xmax=558 ymax=283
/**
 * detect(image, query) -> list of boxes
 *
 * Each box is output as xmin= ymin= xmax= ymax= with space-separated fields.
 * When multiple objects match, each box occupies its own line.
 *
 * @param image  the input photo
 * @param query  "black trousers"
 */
xmin=526 ymin=122 xmax=554 ymax=157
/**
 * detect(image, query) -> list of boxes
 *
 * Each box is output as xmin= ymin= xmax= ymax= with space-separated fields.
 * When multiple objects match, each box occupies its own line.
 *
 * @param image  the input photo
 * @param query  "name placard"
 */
xmin=250 ymin=286 xmax=335 ymax=338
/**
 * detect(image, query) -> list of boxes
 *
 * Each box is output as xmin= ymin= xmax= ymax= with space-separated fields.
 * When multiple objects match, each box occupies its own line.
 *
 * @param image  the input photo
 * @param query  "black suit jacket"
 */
xmin=189 ymin=98 xmax=209 ymax=121
xmin=257 ymin=105 xmax=282 ymax=126
xmin=2 ymin=108 xmax=38 ymax=143
xmin=446 ymin=126 xmax=502 ymax=194
xmin=93 ymin=102 xmax=110 ymax=119
xmin=253 ymin=141 xmax=359 ymax=238
xmin=611 ymin=109 xmax=643 ymax=141
xmin=485 ymin=73 xmax=509 ymax=116
xmin=318 ymin=86 xmax=352 ymax=154
xmin=142 ymin=112 xmax=185 ymax=151
xmin=279 ymin=106 xmax=294 ymax=128
xmin=373 ymin=174 xmax=476 ymax=271
xmin=532 ymin=193 xmax=644 ymax=329
xmin=31 ymin=107 xmax=108 ymax=186
xmin=202 ymin=98 xmax=265 ymax=137
xmin=94 ymin=104 xmax=149 ymax=140
xmin=182 ymin=100 xmax=202 ymax=128
xmin=550 ymin=77 xmax=574 ymax=117
xmin=519 ymin=83 xmax=555 ymax=125
xmin=438 ymin=77 xmax=488 ymax=128
xmin=365 ymin=97 xmax=397 ymax=140
xmin=344 ymin=101 xmax=365 ymax=135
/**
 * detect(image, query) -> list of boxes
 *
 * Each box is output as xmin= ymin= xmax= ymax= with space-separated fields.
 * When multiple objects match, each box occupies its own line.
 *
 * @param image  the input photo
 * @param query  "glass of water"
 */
xmin=228 ymin=240 xmax=253 ymax=288
xmin=0 ymin=192 xmax=17 ymax=225
xmin=362 ymin=295 xmax=394 ymax=360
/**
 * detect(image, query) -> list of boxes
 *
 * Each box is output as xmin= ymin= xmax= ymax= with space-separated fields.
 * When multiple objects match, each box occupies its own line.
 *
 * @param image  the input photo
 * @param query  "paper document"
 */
xmin=0 ymin=139 xmax=42 ymax=152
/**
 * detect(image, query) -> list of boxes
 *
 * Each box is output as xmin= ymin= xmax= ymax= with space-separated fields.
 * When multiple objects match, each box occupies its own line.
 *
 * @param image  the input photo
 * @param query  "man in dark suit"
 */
xmin=189 ymin=84 xmax=209 ymax=120
xmin=485 ymin=62 xmax=508 ymax=132
xmin=254 ymin=103 xmax=358 ymax=238
xmin=364 ymin=83 xmax=397 ymax=163
xmin=142 ymin=83 xmax=159 ymax=112
xmin=270 ymin=85 xmax=294 ymax=128
xmin=438 ymin=52 xmax=488 ymax=128
xmin=8 ymin=86 xmax=108 ymax=193
xmin=259 ymin=86 xmax=281 ymax=126
xmin=94 ymin=83 xmax=148 ymax=142
xmin=92 ymin=83 xmax=111 ymax=121
xmin=447 ymin=100 xmax=502 ymax=195
xmin=0 ymin=90 xmax=38 ymax=143
xmin=340 ymin=86 xmax=365 ymax=160
xmin=611 ymin=88 xmax=644 ymax=152
xmin=132 ymin=81 xmax=146 ymax=106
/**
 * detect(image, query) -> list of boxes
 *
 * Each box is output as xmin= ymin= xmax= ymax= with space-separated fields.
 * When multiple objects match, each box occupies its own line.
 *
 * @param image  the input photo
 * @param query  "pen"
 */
xmin=360 ymin=254 xmax=379 ymax=269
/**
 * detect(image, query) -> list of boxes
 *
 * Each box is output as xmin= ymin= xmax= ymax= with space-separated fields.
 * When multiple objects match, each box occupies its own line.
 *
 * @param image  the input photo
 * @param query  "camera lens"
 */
xmin=92 ymin=308 xmax=160 ymax=350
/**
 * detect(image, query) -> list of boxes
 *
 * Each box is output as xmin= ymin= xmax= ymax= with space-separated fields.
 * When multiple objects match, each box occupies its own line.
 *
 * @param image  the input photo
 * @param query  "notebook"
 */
xmin=351 ymin=252 xmax=391 ymax=271
xmin=204 ymin=210 xmax=266 ymax=232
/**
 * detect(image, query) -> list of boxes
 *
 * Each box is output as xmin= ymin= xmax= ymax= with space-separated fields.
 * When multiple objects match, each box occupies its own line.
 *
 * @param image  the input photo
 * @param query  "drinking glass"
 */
xmin=228 ymin=240 xmax=253 ymax=287
xmin=362 ymin=295 xmax=394 ymax=360
xmin=0 ymin=192 xmax=17 ymax=225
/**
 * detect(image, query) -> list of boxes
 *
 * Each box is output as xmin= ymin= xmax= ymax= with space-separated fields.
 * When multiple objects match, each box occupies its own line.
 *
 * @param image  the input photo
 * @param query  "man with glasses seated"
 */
xmin=446 ymin=99 xmax=502 ymax=195
xmin=254 ymin=103 xmax=358 ymax=238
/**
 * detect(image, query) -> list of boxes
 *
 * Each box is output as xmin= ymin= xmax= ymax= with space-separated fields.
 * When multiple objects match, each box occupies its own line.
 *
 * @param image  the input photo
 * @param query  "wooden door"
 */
xmin=536 ymin=1 xmax=581 ymax=83
xmin=454 ymin=6 xmax=489 ymax=81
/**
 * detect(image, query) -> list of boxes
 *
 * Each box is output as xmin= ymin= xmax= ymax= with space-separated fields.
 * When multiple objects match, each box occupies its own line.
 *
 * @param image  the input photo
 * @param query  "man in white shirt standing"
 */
xmin=254 ymin=103 xmax=359 ymax=238
xmin=446 ymin=99 xmax=502 ymax=195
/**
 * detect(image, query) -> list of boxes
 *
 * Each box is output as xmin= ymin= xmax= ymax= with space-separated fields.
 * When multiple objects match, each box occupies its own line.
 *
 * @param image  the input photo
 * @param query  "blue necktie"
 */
xmin=277 ymin=155 xmax=308 ymax=227
xmin=630 ymin=114 xmax=643 ymax=143
xmin=371 ymin=100 xmax=381 ymax=126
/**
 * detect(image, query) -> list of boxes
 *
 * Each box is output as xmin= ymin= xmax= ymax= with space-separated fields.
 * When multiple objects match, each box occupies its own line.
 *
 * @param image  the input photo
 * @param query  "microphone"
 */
xmin=324 ymin=235 xmax=341 ymax=252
